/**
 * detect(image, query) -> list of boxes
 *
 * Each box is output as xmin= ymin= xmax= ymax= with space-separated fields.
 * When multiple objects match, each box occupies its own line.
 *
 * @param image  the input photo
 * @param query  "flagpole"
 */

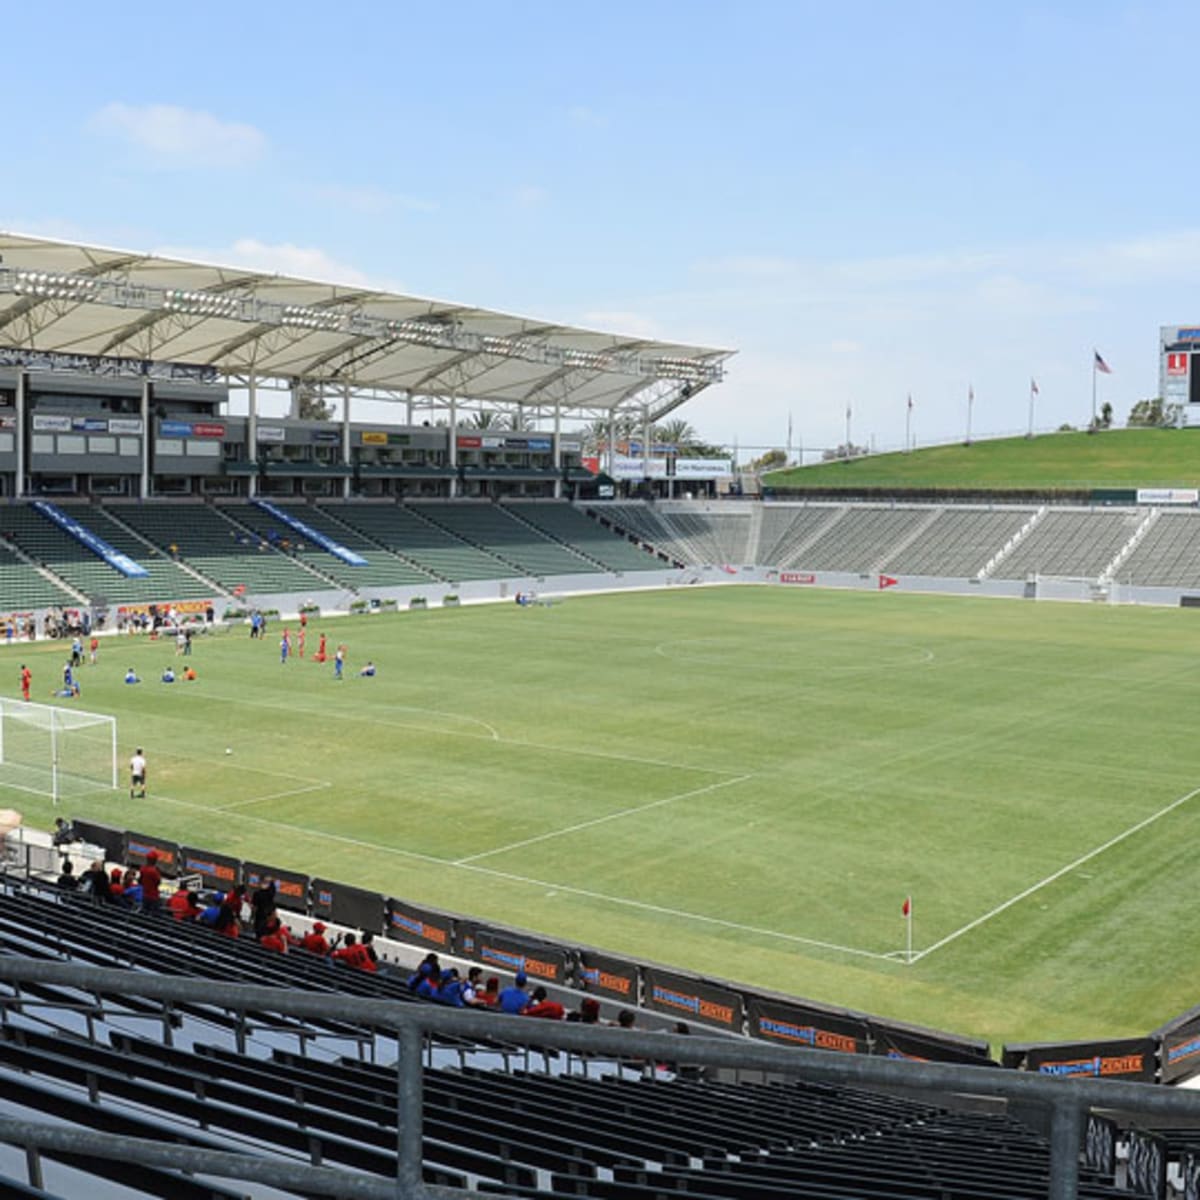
xmin=1028 ymin=380 xmax=1036 ymax=438
xmin=1092 ymin=354 xmax=1097 ymax=426
xmin=905 ymin=395 xmax=912 ymax=453
xmin=845 ymin=404 xmax=851 ymax=457
xmin=966 ymin=386 xmax=973 ymax=445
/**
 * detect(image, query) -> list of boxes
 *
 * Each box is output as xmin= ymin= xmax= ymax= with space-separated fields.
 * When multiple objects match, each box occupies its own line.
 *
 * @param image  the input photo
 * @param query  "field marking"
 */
xmin=372 ymin=704 xmax=500 ymax=740
xmin=911 ymin=782 xmax=1200 ymax=963
xmin=454 ymin=774 xmax=754 ymax=865
xmin=215 ymin=780 xmax=334 ymax=812
xmin=112 ymin=789 xmax=895 ymax=963
xmin=193 ymin=686 xmax=743 ymax=777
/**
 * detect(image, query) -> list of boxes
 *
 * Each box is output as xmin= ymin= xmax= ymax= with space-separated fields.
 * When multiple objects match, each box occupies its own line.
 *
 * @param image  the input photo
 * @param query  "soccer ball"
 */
xmin=225 ymin=748 xmax=233 ymax=755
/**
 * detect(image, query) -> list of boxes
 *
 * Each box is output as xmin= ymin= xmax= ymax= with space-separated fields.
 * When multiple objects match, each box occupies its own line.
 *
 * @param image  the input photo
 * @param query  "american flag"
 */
xmin=1031 ymin=378 xmax=1039 ymax=395
xmin=1094 ymin=351 xmax=1113 ymax=375
xmin=907 ymin=393 xmax=913 ymax=411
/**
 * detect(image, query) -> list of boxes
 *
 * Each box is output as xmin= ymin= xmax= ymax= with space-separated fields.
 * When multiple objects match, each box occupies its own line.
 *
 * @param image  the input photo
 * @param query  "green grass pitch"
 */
xmin=5 ymin=586 xmax=1199 ymax=1051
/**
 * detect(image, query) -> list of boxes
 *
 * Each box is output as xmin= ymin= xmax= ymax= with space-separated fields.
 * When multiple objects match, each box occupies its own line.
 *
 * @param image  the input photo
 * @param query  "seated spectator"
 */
xmin=80 ymin=859 xmax=112 ymax=903
xmin=498 ymin=972 xmax=531 ymax=1014
xmin=301 ymin=921 xmax=331 ymax=956
xmin=56 ymin=859 xmax=79 ymax=890
xmin=331 ymin=932 xmax=377 ymax=972
xmin=477 ymin=976 xmax=501 ymax=1008
xmin=461 ymin=966 xmax=489 ymax=1008
xmin=183 ymin=666 xmax=197 ymax=682
xmin=260 ymin=917 xmax=289 ymax=954
xmin=168 ymin=887 xmax=201 ymax=921
xmin=161 ymin=666 xmax=176 ymax=684
xmin=51 ymin=817 xmax=74 ymax=847
xmin=613 ymin=1009 xmax=637 ymax=1030
xmin=523 ymin=986 xmax=566 ymax=1020
xmin=436 ymin=968 xmax=467 ymax=1006
xmin=407 ymin=953 xmax=441 ymax=992
xmin=109 ymin=867 xmax=126 ymax=902
xmin=566 ymin=996 xmax=602 ymax=1024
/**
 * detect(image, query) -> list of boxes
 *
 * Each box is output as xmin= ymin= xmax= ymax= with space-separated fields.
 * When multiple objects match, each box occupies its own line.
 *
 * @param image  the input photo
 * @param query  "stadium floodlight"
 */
xmin=14 ymin=271 xmax=99 ymax=302
xmin=162 ymin=289 xmax=242 ymax=319
xmin=562 ymin=349 xmax=613 ymax=371
xmin=481 ymin=334 xmax=538 ymax=358
xmin=647 ymin=355 xmax=717 ymax=382
xmin=0 ymin=699 xmax=117 ymax=805
xmin=386 ymin=318 xmax=452 ymax=346
xmin=281 ymin=304 xmax=346 ymax=332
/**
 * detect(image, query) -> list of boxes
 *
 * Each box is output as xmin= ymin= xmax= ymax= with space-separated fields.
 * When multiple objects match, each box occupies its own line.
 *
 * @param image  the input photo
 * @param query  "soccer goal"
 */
xmin=0 ymin=699 xmax=117 ymax=804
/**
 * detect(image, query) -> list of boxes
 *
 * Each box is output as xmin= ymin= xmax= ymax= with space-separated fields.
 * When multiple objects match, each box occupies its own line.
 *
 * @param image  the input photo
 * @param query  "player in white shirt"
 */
xmin=129 ymin=748 xmax=147 ymax=799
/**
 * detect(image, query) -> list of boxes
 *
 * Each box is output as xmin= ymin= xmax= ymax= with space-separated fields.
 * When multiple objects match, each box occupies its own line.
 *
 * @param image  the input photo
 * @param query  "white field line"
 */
xmin=129 ymin=789 xmax=896 ymax=963
xmin=454 ymin=774 xmax=754 ymax=865
xmin=195 ymin=687 xmax=740 ymax=777
xmin=911 ymin=783 xmax=1200 ymax=963
xmin=216 ymin=780 xmax=333 ymax=812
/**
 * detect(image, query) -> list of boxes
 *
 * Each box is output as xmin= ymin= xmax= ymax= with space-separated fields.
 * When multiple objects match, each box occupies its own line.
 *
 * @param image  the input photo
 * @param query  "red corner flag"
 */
xmin=902 ymin=896 xmax=911 ymax=917
xmin=878 ymin=574 xmax=898 ymax=590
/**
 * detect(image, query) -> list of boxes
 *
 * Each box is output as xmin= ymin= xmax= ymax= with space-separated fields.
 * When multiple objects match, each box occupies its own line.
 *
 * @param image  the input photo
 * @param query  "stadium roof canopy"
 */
xmin=0 ymin=232 xmax=732 ymax=419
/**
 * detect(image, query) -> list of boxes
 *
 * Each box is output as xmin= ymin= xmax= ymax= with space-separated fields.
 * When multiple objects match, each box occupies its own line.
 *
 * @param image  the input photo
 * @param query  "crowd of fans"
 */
xmin=52 ymin=852 xmax=665 ymax=1032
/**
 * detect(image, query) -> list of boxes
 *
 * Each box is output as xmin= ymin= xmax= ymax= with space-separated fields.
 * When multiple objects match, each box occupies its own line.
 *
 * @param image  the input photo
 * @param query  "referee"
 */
xmin=129 ymin=747 xmax=147 ymax=800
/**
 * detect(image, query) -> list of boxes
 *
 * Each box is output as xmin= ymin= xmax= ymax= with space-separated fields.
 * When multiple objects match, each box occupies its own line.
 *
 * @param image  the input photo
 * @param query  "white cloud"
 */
xmin=88 ymin=103 xmax=266 ymax=168
xmin=317 ymin=183 xmax=437 ymax=215
xmin=153 ymin=237 xmax=389 ymax=289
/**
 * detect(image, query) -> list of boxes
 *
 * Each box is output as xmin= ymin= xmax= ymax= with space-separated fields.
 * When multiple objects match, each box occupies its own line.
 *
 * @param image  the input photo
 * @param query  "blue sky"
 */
xmin=3 ymin=1 xmax=1196 ymax=454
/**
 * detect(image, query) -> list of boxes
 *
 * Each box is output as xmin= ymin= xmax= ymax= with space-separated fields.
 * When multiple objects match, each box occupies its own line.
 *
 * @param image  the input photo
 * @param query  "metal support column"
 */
xmin=139 ymin=378 xmax=151 ymax=500
xmin=1048 ymin=1099 xmax=1083 ymax=1200
xmin=448 ymin=396 xmax=458 ymax=499
xmin=395 ymin=1023 xmax=424 ymax=1194
xmin=553 ymin=406 xmax=562 ymax=499
xmin=247 ymin=376 xmax=258 ymax=499
xmin=14 ymin=370 xmax=26 ymax=499
xmin=342 ymin=384 xmax=352 ymax=499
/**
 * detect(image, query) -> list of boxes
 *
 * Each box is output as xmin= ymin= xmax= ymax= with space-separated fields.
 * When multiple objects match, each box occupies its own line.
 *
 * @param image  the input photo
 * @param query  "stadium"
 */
xmin=4 ymin=231 xmax=1200 ymax=1198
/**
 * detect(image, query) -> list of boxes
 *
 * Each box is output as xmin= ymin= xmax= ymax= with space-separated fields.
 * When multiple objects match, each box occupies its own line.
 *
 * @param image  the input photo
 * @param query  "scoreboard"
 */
xmin=1160 ymin=324 xmax=1200 ymax=425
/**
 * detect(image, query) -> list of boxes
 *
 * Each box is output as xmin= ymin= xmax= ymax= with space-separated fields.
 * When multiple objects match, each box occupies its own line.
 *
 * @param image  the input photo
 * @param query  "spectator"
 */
xmin=477 ymin=976 xmax=501 ymax=1008
xmin=168 ymin=888 xmax=201 ymax=921
xmin=80 ymin=859 xmax=112 ymax=903
xmin=566 ymin=997 xmax=602 ymax=1024
xmin=436 ymin=968 xmax=467 ymax=1006
xmin=524 ymin=986 xmax=566 ymax=1020
xmin=139 ymin=851 xmax=162 ymax=914
xmin=260 ymin=917 xmax=289 ymax=954
xmin=461 ymin=966 xmax=488 ymax=1008
xmin=331 ymin=932 xmax=377 ymax=972
xmin=498 ymin=972 xmax=531 ymax=1014
xmin=51 ymin=817 xmax=74 ymax=847
xmin=301 ymin=921 xmax=331 ymax=956
xmin=406 ymin=953 xmax=441 ymax=992
xmin=56 ymin=859 xmax=79 ymax=890
xmin=613 ymin=1009 xmax=637 ymax=1030
xmin=249 ymin=877 xmax=277 ymax=939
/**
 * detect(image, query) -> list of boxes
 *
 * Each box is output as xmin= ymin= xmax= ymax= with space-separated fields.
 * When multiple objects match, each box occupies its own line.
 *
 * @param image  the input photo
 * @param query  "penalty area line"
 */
xmin=911 ymin=782 xmax=1200 ymax=964
xmin=214 ymin=781 xmax=334 ymax=812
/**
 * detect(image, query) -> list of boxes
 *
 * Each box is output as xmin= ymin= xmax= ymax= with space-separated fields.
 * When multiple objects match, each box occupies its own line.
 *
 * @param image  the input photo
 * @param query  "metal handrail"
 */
xmin=0 ymin=958 xmax=1198 ymax=1199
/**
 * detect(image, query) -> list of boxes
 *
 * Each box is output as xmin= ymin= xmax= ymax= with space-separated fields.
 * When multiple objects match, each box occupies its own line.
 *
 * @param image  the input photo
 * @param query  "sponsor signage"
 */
xmin=1137 ymin=488 xmax=1198 ymax=505
xmin=873 ymin=1023 xmax=994 ymax=1064
xmin=192 ymin=422 xmax=225 ymax=438
xmin=1162 ymin=1013 xmax=1200 ymax=1083
xmin=581 ymin=456 xmax=601 ymax=474
xmin=361 ymin=431 xmax=388 ymax=445
xmin=578 ymin=950 xmax=640 ymax=1001
xmin=559 ymin=439 xmax=582 ymax=452
xmin=31 ymin=500 xmax=149 ymax=578
xmin=117 ymin=599 xmax=213 ymax=618
xmin=181 ymin=845 xmax=240 ymax=891
xmin=611 ymin=455 xmax=667 ymax=480
xmin=312 ymin=877 xmax=386 ymax=934
xmin=256 ymin=425 xmax=286 ymax=443
xmin=72 ymin=417 xmax=108 ymax=432
xmin=311 ymin=430 xmax=341 ymax=443
xmin=386 ymin=897 xmax=453 ymax=950
xmin=780 ymin=572 xmax=816 ymax=584
xmin=456 ymin=435 xmax=482 ymax=449
xmin=1168 ymin=352 xmax=1189 ymax=376
xmin=673 ymin=458 xmax=734 ymax=479
xmin=468 ymin=928 xmax=569 ymax=985
xmin=108 ymin=418 xmax=144 ymax=435
xmin=0 ymin=415 xmax=14 ymax=430
xmin=643 ymin=967 xmax=741 ymax=1031
xmin=32 ymin=414 xmax=72 ymax=432
xmin=748 ymin=996 xmax=870 ymax=1055
xmin=123 ymin=831 xmax=181 ymax=877
xmin=252 ymin=499 xmax=368 ymax=566
xmin=160 ymin=420 xmax=193 ymax=437
xmin=481 ymin=435 xmax=505 ymax=449
xmin=524 ymin=437 xmax=552 ymax=451
xmin=243 ymin=861 xmax=309 ymax=913
xmin=1178 ymin=327 xmax=1200 ymax=342
xmin=1002 ymin=1036 xmax=1155 ymax=1080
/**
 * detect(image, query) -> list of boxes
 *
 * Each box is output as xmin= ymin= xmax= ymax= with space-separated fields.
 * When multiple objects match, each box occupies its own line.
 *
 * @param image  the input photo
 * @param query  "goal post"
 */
xmin=0 ymin=699 xmax=118 ymax=805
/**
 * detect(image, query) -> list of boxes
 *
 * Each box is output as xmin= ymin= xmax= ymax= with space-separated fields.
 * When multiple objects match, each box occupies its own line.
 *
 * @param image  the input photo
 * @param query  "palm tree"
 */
xmin=653 ymin=418 xmax=698 ymax=453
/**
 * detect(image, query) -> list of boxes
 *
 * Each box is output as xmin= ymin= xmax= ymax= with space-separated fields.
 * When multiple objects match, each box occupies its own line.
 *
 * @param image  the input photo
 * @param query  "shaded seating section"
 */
xmin=652 ymin=507 xmax=756 ymax=566
xmin=880 ymin=507 xmax=1034 ymax=577
xmin=757 ymin=505 xmax=844 ymax=567
xmin=598 ymin=504 xmax=706 ymax=565
xmin=791 ymin=506 xmax=933 ymax=572
xmin=107 ymin=501 xmax=329 ymax=595
xmin=0 ymin=504 xmax=199 ymax=606
xmin=0 ymin=538 xmax=74 ymax=609
xmin=416 ymin=502 xmax=599 ymax=577
xmin=515 ymin=503 xmax=660 ymax=572
xmin=327 ymin=503 xmax=514 ymax=582
xmin=217 ymin=501 xmax=436 ymax=589
xmin=993 ymin=509 xmax=1142 ymax=580
xmin=1117 ymin=510 xmax=1200 ymax=587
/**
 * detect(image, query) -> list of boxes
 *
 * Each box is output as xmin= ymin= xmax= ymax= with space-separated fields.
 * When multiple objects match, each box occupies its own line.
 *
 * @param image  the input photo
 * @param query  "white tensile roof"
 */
xmin=0 ymin=232 xmax=732 ymax=416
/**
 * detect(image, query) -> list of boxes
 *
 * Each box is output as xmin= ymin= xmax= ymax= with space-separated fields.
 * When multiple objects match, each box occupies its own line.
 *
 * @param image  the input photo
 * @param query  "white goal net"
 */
xmin=0 ymin=699 xmax=117 ymax=804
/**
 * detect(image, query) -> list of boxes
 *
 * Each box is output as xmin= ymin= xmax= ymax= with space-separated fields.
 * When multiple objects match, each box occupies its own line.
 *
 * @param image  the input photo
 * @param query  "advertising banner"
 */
xmin=71 ymin=417 xmax=108 ymax=432
xmin=456 ymin=436 xmax=482 ymax=449
xmin=673 ymin=458 xmax=734 ymax=479
xmin=243 ymin=861 xmax=309 ymax=913
xmin=180 ymin=845 xmax=241 ymax=892
xmin=1137 ymin=488 xmax=1198 ymax=505
xmin=779 ymin=572 xmax=816 ymax=585
xmin=1001 ymin=1036 xmax=1155 ymax=1080
xmin=559 ymin=439 xmax=582 ymax=452
xmin=386 ymin=897 xmax=454 ymax=951
xmin=747 ymin=996 xmax=870 ymax=1055
xmin=123 ymin=831 xmax=181 ymax=877
xmin=872 ymin=1023 xmax=994 ymax=1065
xmin=312 ymin=877 xmax=385 ymax=934
xmin=643 ymin=967 xmax=741 ymax=1031
xmin=160 ymin=420 xmax=193 ymax=437
xmin=361 ymin=431 xmax=388 ymax=445
xmin=31 ymin=501 xmax=149 ymax=578
xmin=468 ymin=928 xmax=569 ymax=984
xmin=311 ymin=430 xmax=341 ymax=443
xmin=192 ymin=423 xmax=226 ymax=438
xmin=32 ymin=415 xmax=71 ymax=432
xmin=611 ymin=456 xmax=667 ymax=480
xmin=256 ymin=425 xmax=286 ymax=443
xmin=70 ymin=818 xmax=125 ymax=863
xmin=577 ymin=949 xmax=640 ymax=1002
xmin=252 ymin=499 xmax=368 ymax=566
xmin=108 ymin=418 xmax=144 ymax=435
xmin=1158 ymin=1008 xmax=1200 ymax=1083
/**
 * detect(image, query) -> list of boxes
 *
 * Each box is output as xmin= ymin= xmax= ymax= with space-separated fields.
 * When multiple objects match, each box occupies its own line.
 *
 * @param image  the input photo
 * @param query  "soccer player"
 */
xmin=89 ymin=635 xmax=99 ymax=665
xmin=161 ymin=666 xmax=176 ymax=684
xmin=358 ymin=661 xmax=376 ymax=677
xmin=130 ymin=747 xmax=147 ymax=799
xmin=19 ymin=664 xmax=30 ymax=702
xmin=124 ymin=667 xmax=141 ymax=684
xmin=313 ymin=633 xmax=327 ymax=663
xmin=280 ymin=629 xmax=290 ymax=665
xmin=334 ymin=645 xmax=345 ymax=680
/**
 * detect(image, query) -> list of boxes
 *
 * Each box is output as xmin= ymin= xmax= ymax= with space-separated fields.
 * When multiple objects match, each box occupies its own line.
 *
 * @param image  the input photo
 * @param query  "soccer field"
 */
xmin=5 ymin=586 xmax=1199 ymax=1050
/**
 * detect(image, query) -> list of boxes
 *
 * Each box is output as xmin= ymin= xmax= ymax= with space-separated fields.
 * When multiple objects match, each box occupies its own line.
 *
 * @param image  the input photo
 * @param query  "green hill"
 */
xmin=763 ymin=428 xmax=1200 ymax=491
